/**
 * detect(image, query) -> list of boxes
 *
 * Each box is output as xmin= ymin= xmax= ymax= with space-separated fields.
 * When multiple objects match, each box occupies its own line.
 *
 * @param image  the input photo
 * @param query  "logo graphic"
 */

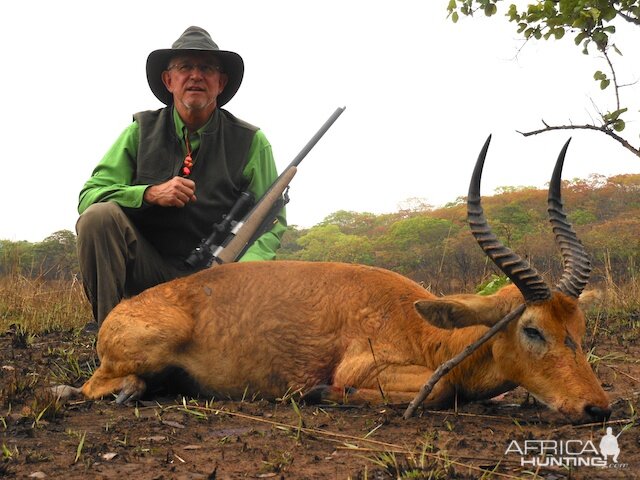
xmin=599 ymin=427 xmax=620 ymax=463
xmin=505 ymin=427 xmax=628 ymax=469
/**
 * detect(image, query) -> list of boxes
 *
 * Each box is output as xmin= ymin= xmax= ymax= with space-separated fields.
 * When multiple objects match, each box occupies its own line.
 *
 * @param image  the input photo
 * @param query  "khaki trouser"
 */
xmin=76 ymin=202 xmax=198 ymax=324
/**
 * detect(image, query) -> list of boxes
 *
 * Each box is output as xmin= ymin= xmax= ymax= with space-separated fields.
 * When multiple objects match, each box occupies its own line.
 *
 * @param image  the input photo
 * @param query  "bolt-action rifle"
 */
xmin=185 ymin=106 xmax=346 ymax=268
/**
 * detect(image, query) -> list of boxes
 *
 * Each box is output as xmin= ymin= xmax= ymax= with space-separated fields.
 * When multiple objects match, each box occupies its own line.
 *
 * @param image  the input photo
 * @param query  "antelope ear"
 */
xmin=414 ymin=299 xmax=482 ymax=329
xmin=578 ymin=288 xmax=603 ymax=309
xmin=415 ymin=294 xmax=513 ymax=329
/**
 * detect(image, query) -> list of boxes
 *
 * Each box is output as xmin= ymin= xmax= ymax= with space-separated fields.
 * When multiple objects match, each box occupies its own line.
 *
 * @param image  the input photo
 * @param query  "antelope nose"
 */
xmin=585 ymin=405 xmax=612 ymax=422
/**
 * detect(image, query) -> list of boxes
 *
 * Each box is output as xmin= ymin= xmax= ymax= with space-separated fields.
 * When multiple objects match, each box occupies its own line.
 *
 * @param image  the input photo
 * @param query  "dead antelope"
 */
xmin=73 ymin=137 xmax=610 ymax=424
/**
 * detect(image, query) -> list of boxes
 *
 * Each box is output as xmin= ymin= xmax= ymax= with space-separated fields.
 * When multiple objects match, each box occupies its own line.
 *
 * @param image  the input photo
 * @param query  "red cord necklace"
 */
xmin=182 ymin=132 xmax=194 ymax=176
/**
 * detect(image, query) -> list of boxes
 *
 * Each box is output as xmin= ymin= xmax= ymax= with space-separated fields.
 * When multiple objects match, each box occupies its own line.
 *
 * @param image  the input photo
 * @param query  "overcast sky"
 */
xmin=1 ymin=0 xmax=639 ymax=242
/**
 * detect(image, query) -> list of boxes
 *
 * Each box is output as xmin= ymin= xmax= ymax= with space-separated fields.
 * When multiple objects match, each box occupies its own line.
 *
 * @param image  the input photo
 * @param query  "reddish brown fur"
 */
xmin=80 ymin=261 xmax=609 ymax=423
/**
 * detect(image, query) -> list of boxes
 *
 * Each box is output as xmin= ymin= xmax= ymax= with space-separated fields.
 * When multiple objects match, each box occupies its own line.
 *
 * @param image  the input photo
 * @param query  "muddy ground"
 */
xmin=0 ymin=325 xmax=638 ymax=479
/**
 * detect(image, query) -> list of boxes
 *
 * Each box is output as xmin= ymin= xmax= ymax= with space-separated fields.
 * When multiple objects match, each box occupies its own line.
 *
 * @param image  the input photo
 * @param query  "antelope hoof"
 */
xmin=302 ymin=385 xmax=357 ymax=404
xmin=115 ymin=376 xmax=147 ymax=405
xmin=50 ymin=384 xmax=82 ymax=401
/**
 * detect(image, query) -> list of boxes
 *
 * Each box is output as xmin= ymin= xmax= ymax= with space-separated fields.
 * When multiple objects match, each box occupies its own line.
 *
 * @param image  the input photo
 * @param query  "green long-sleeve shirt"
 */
xmin=78 ymin=108 xmax=286 ymax=262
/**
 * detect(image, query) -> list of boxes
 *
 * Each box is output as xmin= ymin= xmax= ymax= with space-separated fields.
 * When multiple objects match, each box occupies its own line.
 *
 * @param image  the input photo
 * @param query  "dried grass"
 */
xmin=0 ymin=274 xmax=91 ymax=334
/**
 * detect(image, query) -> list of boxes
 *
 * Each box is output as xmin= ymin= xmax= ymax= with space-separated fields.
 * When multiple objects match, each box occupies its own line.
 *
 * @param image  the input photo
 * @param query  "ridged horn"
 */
xmin=467 ymin=135 xmax=551 ymax=304
xmin=548 ymin=139 xmax=591 ymax=298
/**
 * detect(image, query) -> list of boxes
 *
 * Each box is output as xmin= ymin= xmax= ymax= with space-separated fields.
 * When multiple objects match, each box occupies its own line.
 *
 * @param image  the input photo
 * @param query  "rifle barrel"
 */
xmin=290 ymin=106 xmax=346 ymax=167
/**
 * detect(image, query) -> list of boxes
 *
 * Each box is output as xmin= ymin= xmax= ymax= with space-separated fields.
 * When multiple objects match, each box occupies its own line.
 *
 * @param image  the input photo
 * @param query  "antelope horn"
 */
xmin=467 ymin=136 xmax=551 ymax=304
xmin=548 ymin=139 xmax=591 ymax=298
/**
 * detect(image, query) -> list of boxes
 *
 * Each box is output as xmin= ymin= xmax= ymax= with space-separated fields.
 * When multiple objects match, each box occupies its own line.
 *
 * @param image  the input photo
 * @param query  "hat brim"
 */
xmin=146 ymin=49 xmax=244 ymax=107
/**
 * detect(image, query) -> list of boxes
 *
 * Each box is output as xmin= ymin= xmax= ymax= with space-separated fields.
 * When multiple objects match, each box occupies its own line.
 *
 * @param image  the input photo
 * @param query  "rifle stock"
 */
xmin=213 ymin=167 xmax=297 ymax=264
xmin=208 ymin=106 xmax=345 ymax=266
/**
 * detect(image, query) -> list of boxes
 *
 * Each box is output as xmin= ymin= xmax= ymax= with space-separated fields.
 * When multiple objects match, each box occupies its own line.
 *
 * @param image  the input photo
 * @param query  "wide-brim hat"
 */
xmin=146 ymin=26 xmax=244 ymax=107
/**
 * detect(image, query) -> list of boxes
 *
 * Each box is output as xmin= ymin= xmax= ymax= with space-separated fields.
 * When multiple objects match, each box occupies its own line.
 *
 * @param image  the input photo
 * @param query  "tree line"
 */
xmin=1 ymin=172 xmax=638 ymax=292
xmin=0 ymin=230 xmax=78 ymax=280
xmin=278 ymin=173 xmax=640 ymax=293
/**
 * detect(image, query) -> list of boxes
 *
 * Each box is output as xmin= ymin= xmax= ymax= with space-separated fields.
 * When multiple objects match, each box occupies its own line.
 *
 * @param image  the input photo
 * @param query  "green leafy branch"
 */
xmin=447 ymin=0 xmax=640 ymax=158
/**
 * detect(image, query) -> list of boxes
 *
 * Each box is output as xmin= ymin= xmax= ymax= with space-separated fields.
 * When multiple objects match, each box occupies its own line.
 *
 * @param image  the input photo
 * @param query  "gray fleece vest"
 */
xmin=128 ymin=107 xmax=258 ymax=262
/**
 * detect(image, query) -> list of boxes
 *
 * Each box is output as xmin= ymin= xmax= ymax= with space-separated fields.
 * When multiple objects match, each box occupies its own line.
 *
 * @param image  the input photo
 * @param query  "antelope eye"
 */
xmin=523 ymin=327 xmax=545 ymax=342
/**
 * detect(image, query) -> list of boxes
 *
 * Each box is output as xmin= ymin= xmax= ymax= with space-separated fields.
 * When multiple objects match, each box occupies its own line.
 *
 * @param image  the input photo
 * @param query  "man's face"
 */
xmin=162 ymin=52 xmax=228 ymax=115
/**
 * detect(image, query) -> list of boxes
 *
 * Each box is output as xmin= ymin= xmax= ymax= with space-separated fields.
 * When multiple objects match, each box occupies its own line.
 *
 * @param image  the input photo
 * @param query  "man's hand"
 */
xmin=144 ymin=177 xmax=197 ymax=207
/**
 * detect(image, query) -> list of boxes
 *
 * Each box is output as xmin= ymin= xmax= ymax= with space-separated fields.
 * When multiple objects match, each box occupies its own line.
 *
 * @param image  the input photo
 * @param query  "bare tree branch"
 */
xmin=615 ymin=9 xmax=640 ymax=26
xmin=516 ymin=123 xmax=640 ymax=157
xmin=603 ymin=50 xmax=622 ymax=111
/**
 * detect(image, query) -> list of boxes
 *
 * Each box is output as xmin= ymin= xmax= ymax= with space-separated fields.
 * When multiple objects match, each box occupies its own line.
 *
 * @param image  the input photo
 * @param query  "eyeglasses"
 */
xmin=168 ymin=63 xmax=223 ymax=75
